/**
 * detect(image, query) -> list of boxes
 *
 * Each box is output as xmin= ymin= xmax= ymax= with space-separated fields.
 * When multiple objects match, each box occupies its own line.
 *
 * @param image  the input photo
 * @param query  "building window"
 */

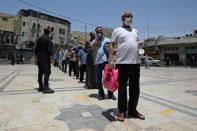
xmin=23 ymin=21 xmax=26 ymax=26
xmin=59 ymin=28 xmax=65 ymax=35
xmin=2 ymin=17 xmax=8 ymax=22
xmin=59 ymin=36 xmax=64 ymax=43
xmin=22 ymin=32 xmax=25 ymax=37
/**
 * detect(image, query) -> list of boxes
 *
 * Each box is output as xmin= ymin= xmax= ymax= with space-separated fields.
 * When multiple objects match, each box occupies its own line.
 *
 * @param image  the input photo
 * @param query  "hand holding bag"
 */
xmin=103 ymin=64 xmax=119 ymax=92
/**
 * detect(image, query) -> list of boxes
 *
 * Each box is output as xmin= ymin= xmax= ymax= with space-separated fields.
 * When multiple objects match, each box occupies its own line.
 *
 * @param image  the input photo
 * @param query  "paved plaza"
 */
xmin=0 ymin=64 xmax=197 ymax=131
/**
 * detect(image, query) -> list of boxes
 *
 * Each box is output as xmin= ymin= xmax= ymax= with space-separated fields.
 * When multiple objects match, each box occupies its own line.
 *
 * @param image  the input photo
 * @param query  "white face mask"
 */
xmin=124 ymin=17 xmax=132 ymax=26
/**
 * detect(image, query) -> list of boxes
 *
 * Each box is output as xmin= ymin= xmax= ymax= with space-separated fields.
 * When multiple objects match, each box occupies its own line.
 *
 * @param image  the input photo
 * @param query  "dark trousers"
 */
xmin=62 ymin=59 xmax=68 ymax=72
xmin=95 ymin=62 xmax=113 ymax=97
xmin=69 ymin=61 xmax=76 ymax=76
xmin=62 ymin=60 xmax=65 ymax=72
xmin=191 ymin=60 xmax=196 ymax=68
xmin=80 ymin=64 xmax=86 ymax=82
xmin=75 ymin=61 xmax=79 ymax=78
xmin=38 ymin=61 xmax=51 ymax=88
xmin=116 ymin=64 xmax=140 ymax=113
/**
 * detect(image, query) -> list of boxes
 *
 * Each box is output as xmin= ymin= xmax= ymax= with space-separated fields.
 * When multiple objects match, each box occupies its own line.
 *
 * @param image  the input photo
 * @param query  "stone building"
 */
xmin=0 ymin=12 xmax=15 ymax=59
xmin=142 ymin=31 xmax=197 ymax=66
xmin=0 ymin=9 xmax=71 ymax=63
xmin=15 ymin=9 xmax=71 ymax=48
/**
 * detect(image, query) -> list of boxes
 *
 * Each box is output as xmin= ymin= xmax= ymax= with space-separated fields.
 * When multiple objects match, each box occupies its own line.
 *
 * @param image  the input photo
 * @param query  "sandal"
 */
xmin=117 ymin=112 xmax=125 ymax=122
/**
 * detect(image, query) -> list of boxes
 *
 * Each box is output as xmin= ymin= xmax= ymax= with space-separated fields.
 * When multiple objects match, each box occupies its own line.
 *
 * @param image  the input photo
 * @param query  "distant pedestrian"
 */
xmin=109 ymin=11 xmax=145 ymax=122
xmin=191 ymin=55 xmax=196 ymax=68
xmin=73 ymin=46 xmax=80 ymax=79
xmin=63 ymin=49 xmax=69 ymax=73
xmin=69 ymin=49 xmax=77 ymax=76
xmin=20 ymin=54 xmax=23 ymax=64
xmin=53 ymin=51 xmax=59 ymax=67
xmin=16 ymin=54 xmax=20 ymax=64
xmin=34 ymin=25 xmax=54 ymax=94
xmin=62 ymin=49 xmax=67 ymax=73
xmin=91 ymin=27 xmax=116 ymax=100
xmin=145 ymin=55 xmax=150 ymax=69
xmin=78 ymin=47 xmax=87 ymax=83
xmin=166 ymin=57 xmax=170 ymax=67
xmin=58 ymin=49 xmax=64 ymax=70
xmin=10 ymin=52 xmax=15 ymax=65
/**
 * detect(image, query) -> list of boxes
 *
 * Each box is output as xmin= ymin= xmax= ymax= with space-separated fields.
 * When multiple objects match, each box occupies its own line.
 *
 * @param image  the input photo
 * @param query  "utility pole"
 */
xmin=35 ymin=11 xmax=39 ymax=44
xmin=84 ymin=24 xmax=87 ymax=43
xmin=146 ymin=21 xmax=150 ymax=39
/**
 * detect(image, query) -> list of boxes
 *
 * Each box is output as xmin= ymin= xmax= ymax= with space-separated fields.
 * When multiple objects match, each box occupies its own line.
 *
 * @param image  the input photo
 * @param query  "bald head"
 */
xmin=89 ymin=31 xmax=96 ymax=40
xmin=121 ymin=11 xmax=133 ymax=21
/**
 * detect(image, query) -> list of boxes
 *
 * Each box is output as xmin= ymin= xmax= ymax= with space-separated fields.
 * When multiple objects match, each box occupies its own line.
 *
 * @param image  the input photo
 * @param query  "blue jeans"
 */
xmin=94 ymin=61 xmax=113 ymax=97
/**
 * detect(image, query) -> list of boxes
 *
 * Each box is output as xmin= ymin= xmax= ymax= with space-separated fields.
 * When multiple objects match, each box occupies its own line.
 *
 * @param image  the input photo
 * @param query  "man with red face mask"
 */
xmin=108 ymin=11 xmax=145 ymax=121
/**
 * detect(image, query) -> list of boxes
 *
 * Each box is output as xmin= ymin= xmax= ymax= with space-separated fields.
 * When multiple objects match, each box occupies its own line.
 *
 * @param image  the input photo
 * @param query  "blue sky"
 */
xmin=0 ymin=0 xmax=197 ymax=40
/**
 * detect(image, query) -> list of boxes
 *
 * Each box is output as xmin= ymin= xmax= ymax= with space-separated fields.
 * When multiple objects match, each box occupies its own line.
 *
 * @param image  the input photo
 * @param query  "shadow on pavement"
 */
xmin=89 ymin=93 xmax=99 ymax=99
xmin=0 ymin=87 xmax=85 ymax=95
xmin=101 ymin=108 xmax=118 ymax=122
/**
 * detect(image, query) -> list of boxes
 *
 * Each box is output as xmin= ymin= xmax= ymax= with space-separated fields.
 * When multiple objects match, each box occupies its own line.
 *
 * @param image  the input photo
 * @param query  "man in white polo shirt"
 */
xmin=108 ymin=11 xmax=145 ymax=122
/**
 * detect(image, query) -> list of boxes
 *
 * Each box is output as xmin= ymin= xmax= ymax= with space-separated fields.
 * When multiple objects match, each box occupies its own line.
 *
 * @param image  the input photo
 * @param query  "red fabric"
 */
xmin=103 ymin=64 xmax=119 ymax=92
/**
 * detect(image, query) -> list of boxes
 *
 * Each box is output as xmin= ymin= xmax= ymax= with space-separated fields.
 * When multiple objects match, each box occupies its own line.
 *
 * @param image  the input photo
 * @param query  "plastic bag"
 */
xmin=103 ymin=64 xmax=119 ymax=92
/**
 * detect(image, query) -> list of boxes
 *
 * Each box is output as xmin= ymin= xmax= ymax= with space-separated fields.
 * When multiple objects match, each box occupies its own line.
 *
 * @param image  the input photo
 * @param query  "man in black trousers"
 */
xmin=109 ymin=11 xmax=145 ymax=121
xmin=34 ymin=25 xmax=54 ymax=94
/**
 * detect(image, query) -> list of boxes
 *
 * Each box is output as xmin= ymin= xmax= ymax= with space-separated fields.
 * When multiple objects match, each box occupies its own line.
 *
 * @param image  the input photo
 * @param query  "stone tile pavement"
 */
xmin=0 ymin=64 xmax=197 ymax=131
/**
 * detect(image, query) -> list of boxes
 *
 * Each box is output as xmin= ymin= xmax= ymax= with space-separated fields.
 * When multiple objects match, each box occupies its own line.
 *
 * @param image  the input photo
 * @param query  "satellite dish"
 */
xmin=139 ymin=49 xmax=145 ymax=55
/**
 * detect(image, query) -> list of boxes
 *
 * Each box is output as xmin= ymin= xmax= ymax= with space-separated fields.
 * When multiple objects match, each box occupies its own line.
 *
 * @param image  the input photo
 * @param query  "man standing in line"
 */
xmin=78 ymin=46 xmax=87 ymax=83
xmin=108 ymin=11 xmax=145 ymax=121
xmin=85 ymin=32 xmax=97 ymax=89
xmin=91 ymin=27 xmax=116 ymax=100
xmin=34 ymin=25 xmax=54 ymax=94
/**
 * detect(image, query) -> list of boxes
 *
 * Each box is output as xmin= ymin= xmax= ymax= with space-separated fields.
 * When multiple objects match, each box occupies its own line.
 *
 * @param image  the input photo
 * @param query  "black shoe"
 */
xmin=43 ymin=88 xmax=54 ymax=94
xmin=37 ymin=80 xmax=43 ymax=92
xmin=78 ymin=81 xmax=83 ymax=83
xmin=98 ymin=95 xmax=104 ymax=100
xmin=108 ymin=94 xmax=116 ymax=100
xmin=35 ymin=87 xmax=43 ymax=92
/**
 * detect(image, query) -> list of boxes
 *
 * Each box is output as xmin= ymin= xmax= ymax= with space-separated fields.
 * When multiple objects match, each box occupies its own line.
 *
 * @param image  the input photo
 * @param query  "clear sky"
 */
xmin=1 ymin=0 xmax=197 ymax=40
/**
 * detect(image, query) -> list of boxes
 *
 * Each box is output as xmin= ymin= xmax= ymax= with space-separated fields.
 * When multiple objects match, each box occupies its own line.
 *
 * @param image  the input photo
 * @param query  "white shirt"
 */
xmin=111 ymin=27 xmax=139 ymax=64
